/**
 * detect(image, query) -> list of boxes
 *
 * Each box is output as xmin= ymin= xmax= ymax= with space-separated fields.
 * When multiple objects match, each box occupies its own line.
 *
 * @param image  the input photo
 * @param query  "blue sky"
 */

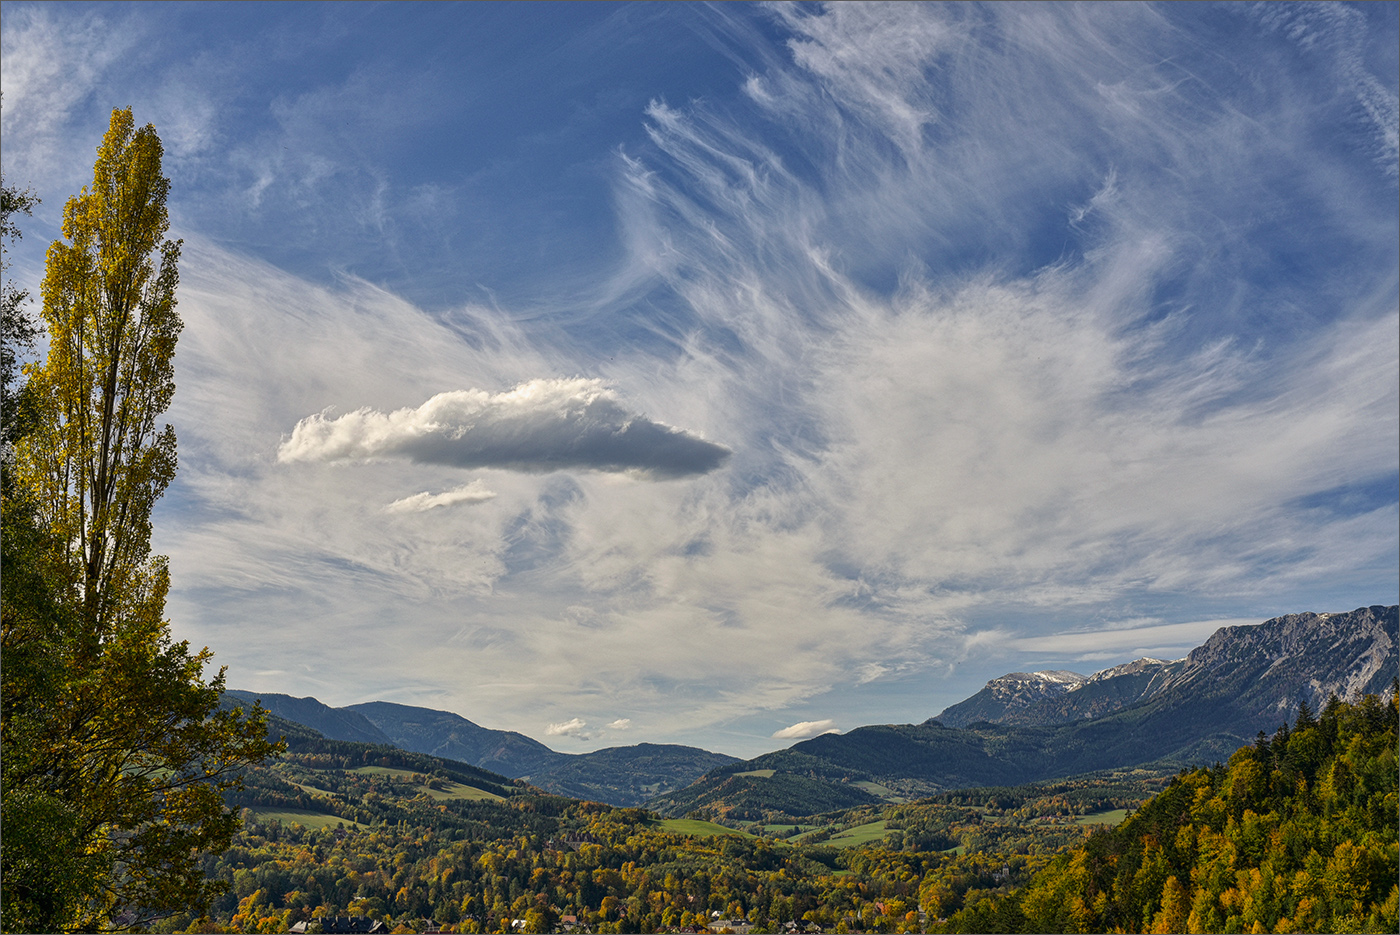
xmin=3 ymin=1 xmax=1396 ymax=757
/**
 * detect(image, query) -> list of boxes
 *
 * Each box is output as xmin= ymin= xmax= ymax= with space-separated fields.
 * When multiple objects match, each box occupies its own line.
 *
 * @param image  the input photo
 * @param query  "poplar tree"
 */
xmin=4 ymin=108 xmax=278 ymax=932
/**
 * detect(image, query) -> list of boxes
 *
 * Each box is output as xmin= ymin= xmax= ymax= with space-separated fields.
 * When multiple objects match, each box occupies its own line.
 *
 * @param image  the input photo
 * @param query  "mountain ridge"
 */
xmin=650 ymin=605 xmax=1398 ymax=819
xmin=231 ymin=604 xmax=1396 ymax=819
xmin=225 ymin=691 xmax=738 ymax=807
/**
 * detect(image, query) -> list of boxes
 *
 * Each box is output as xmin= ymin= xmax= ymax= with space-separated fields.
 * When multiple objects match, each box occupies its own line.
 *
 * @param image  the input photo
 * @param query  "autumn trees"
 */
xmin=1 ymin=109 xmax=277 ymax=932
xmin=941 ymin=692 xmax=1399 ymax=934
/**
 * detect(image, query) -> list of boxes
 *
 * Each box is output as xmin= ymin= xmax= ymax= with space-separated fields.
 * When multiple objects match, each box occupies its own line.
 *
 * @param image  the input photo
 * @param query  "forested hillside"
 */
xmin=939 ymin=691 xmax=1399 ymax=934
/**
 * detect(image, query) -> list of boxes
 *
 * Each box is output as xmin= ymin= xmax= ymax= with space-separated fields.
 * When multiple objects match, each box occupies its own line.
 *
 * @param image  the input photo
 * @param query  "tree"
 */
xmin=4 ymin=108 xmax=279 ymax=932
xmin=1 ymin=180 xmax=41 ymax=450
xmin=2 ymin=172 xmax=101 ymax=935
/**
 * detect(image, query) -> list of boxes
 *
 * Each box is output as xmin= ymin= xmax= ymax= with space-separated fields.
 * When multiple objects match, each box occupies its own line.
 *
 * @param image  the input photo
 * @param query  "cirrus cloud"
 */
xmin=277 ymin=378 xmax=731 ymax=479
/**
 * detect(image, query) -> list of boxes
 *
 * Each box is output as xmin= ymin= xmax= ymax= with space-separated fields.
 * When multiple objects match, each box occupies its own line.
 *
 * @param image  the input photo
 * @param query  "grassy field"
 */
xmin=247 ymin=807 xmax=365 ymax=830
xmin=349 ymin=766 xmax=502 ymax=801
xmin=823 ymin=820 xmax=888 ymax=848
xmin=652 ymin=819 xmax=755 ymax=838
xmin=851 ymin=780 xmax=906 ymax=801
xmin=350 ymin=766 xmax=420 ymax=779
xmin=286 ymin=778 xmax=331 ymax=795
xmin=733 ymin=769 xmax=776 ymax=778
xmin=421 ymin=781 xmax=502 ymax=801
xmin=1076 ymin=808 xmax=1129 ymax=826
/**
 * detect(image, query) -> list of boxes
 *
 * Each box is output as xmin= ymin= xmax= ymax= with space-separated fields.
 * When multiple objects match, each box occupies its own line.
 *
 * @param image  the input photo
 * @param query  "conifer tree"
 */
xmin=4 ymin=108 xmax=278 ymax=932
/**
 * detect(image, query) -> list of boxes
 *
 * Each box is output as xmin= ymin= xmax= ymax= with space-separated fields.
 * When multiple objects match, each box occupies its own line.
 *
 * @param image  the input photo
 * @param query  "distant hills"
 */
xmin=224 ymin=689 xmax=394 ymax=744
xmin=647 ymin=605 xmax=1398 ymax=819
xmin=224 ymin=691 xmax=737 ymax=807
xmin=232 ymin=604 xmax=1396 ymax=819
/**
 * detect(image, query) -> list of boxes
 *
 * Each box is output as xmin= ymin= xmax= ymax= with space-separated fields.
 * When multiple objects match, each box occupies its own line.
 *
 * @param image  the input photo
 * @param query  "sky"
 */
xmin=2 ymin=1 xmax=1396 ymax=758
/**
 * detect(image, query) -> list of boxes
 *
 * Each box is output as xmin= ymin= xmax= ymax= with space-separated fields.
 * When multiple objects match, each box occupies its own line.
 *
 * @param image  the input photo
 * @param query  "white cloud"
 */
xmin=278 ymin=379 xmax=731 ymax=479
xmin=607 ymin=718 xmax=632 ymax=730
xmin=0 ymin=5 xmax=143 ymax=188
xmin=384 ymin=481 xmax=497 ymax=514
xmin=772 ymin=719 xmax=839 ymax=740
xmin=772 ymin=2 xmax=956 ymax=157
xmin=1254 ymin=2 xmax=1399 ymax=177
xmin=545 ymin=717 xmax=590 ymax=738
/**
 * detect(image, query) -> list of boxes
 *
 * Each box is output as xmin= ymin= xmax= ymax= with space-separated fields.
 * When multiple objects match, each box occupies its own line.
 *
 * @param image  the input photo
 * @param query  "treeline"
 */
xmin=158 ymin=804 xmax=938 ymax=934
xmin=160 ymin=693 xmax=1396 ymax=933
xmin=937 ymin=691 xmax=1399 ymax=933
xmin=154 ymin=750 xmax=1146 ymax=932
xmin=924 ymin=773 xmax=1164 ymax=816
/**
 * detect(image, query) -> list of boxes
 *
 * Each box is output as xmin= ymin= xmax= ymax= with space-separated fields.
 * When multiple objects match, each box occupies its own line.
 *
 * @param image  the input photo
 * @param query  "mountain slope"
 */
xmin=941 ymin=692 xmax=1400 ymax=934
xmin=653 ymin=605 xmax=1399 ymax=819
xmin=937 ymin=659 xmax=1187 ymax=728
xmin=348 ymin=700 xmax=559 ymax=776
xmin=224 ymin=694 xmax=738 ymax=807
xmin=348 ymin=702 xmax=738 ymax=805
xmin=940 ymin=605 xmax=1397 ymax=733
xmin=935 ymin=669 xmax=1088 ymax=727
xmin=225 ymin=690 xmax=395 ymax=745
xmin=526 ymin=743 xmax=742 ymax=805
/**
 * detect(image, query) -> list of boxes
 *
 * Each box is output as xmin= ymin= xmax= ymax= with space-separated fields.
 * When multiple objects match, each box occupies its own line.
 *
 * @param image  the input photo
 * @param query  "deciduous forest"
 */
xmin=139 ymin=692 xmax=1394 ymax=934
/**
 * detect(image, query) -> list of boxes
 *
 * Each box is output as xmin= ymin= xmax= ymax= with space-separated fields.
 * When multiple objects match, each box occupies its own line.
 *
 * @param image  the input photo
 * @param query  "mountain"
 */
xmin=226 ymin=693 xmax=738 ymax=807
xmin=937 ymin=659 xmax=1186 ymax=728
xmin=651 ymin=605 xmax=1399 ymax=819
xmin=225 ymin=689 xmax=395 ymax=745
xmin=347 ymin=701 xmax=558 ymax=776
xmin=935 ymin=669 xmax=1089 ymax=727
xmin=521 ymin=742 xmax=743 ymax=806
xmin=938 ymin=605 xmax=1397 ymax=731
xmin=349 ymin=702 xmax=738 ymax=806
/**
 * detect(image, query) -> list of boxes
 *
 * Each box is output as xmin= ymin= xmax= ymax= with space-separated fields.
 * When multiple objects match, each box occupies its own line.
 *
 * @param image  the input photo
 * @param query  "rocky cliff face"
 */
xmin=1158 ymin=605 xmax=1398 ymax=727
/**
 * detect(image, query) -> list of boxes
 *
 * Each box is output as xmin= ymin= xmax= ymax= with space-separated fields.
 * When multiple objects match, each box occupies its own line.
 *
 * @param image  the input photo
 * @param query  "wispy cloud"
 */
xmin=9 ymin=3 xmax=1386 ymax=756
xmin=1254 ymin=2 xmax=1399 ymax=178
xmin=0 ymin=5 xmax=144 ymax=188
xmin=1006 ymin=618 xmax=1264 ymax=660
xmin=385 ymin=481 xmax=497 ymax=514
xmin=278 ymin=379 xmax=731 ymax=479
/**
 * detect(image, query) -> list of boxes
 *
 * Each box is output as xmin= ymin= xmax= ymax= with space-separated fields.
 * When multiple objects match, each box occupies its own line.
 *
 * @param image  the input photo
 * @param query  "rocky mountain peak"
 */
xmin=1076 ymin=657 xmax=1174 ymax=688
xmin=933 ymin=606 xmax=1396 ymax=732
xmin=983 ymin=670 xmax=1087 ymax=704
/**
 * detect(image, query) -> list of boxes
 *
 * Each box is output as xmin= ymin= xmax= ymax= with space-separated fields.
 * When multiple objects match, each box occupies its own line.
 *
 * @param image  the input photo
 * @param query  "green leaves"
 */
xmin=950 ymin=693 xmax=1400 ymax=934
xmin=2 ymin=108 xmax=280 ymax=933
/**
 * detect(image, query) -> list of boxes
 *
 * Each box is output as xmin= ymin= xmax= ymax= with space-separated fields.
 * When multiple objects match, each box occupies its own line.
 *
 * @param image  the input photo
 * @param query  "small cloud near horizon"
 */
xmin=607 ymin=718 xmax=632 ymax=730
xmin=772 ymin=719 xmax=839 ymax=740
xmin=545 ymin=717 xmax=590 ymax=738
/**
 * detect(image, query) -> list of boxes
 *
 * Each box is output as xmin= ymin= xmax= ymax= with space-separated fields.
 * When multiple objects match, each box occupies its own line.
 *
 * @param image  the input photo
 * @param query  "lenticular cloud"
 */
xmin=278 ymin=378 xmax=730 ymax=479
xmin=772 ymin=719 xmax=839 ymax=740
